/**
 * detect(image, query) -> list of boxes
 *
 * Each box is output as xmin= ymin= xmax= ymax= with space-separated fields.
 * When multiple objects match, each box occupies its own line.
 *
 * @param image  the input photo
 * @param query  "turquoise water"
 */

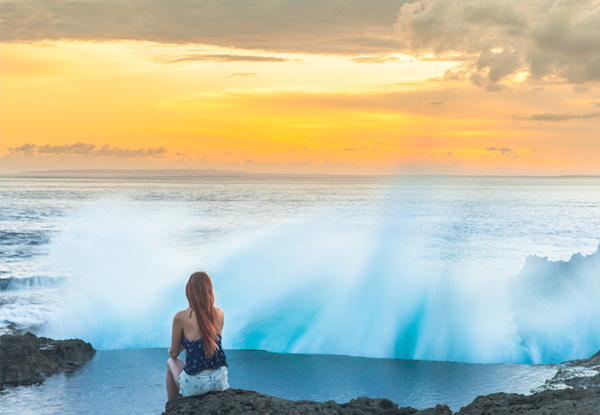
xmin=2 ymin=175 xmax=600 ymax=364
xmin=0 ymin=348 xmax=557 ymax=414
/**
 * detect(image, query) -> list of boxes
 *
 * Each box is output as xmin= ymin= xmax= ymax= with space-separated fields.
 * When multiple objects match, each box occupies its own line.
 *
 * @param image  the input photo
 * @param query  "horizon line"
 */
xmin=3 ymin=168 xmax=600 ymax=179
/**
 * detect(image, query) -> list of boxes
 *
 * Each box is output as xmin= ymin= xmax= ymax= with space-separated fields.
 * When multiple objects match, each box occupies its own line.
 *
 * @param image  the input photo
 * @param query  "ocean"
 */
xmin=2 ymin=174 xmax=600 ymax=412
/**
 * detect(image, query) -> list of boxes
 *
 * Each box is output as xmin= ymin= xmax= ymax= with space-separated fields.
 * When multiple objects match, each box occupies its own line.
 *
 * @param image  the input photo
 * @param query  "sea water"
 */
xmin=1 ymin=174 xmax=600 ymax=410
xmin=0 ymin=348 xmax=556 ymax=414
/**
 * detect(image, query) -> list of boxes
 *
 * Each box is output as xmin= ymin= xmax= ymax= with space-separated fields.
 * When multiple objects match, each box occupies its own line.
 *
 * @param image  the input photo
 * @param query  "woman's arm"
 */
xmin=168 ymin=312 xmax=183 ymax=359
xmin=215 ymin=307 xmax=225 ymax=334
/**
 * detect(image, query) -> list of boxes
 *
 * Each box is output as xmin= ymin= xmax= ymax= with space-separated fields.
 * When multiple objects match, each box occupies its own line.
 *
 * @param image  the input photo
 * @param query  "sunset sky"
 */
xmin=1 ymin=0 xmax=599 ymax=175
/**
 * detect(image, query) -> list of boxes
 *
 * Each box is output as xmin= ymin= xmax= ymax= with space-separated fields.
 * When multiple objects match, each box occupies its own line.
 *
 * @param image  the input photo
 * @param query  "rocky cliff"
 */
xmin=0 ymin=332 xmax=96 ymax=386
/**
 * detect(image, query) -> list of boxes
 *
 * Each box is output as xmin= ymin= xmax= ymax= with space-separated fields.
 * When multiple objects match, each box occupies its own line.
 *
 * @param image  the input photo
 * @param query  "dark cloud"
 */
xmin=512 ymin=112 xmax=600 ymax=122
xmin=160 ymin=54 xmax=291 ymax=64
xmin=1 ymin=0 xmax=403 ymax=55
xmin=8 ymin=142 xmax=167 ymax=158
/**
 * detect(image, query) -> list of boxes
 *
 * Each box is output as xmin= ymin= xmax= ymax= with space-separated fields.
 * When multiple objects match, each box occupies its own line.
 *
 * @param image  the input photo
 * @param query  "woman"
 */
xmin=166 ymin=271 xmax=229 ymax=399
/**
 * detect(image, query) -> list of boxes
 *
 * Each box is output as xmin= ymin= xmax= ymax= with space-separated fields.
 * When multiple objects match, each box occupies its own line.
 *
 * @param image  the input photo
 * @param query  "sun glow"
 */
xmin=2 ymin=0 xmax=600 ymax=175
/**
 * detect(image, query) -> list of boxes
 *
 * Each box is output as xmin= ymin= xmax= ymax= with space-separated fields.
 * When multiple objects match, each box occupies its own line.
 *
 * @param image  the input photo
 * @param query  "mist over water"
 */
xmin=3 ymin=176 xmax=600 ymax=364
xmin=33 ymin=187 xmax=600 ymax=364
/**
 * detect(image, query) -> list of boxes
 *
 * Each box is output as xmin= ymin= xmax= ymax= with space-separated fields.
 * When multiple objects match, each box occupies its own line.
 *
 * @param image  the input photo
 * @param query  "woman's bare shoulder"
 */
xmin=173 ymin=308 xmax=190 ymax=321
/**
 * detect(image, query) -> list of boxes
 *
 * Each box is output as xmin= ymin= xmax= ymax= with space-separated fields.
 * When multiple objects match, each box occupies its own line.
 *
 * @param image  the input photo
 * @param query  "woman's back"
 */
xmin=178 ymin=306 xmax=224 ymax=341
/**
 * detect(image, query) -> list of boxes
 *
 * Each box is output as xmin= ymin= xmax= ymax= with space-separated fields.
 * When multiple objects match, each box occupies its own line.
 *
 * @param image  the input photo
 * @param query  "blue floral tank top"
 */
xmin=181 ymin=334 xmax=228 ymax=375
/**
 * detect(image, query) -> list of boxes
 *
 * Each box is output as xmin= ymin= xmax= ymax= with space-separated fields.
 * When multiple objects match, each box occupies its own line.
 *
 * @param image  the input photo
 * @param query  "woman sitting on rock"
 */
xmin=166 ymin=271 xmax=229 ymax=399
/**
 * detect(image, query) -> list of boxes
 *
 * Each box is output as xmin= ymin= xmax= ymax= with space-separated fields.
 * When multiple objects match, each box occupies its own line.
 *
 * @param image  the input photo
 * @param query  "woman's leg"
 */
xmin=166 ymin=357 xmax=185 ymax=400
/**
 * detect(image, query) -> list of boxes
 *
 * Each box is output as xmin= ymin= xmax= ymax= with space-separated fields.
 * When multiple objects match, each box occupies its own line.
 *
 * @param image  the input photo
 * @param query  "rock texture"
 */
xmin=0 ymin=332 xmax=96 ymax=386
xmin=163 ymin=383 xmax=600 ymax=415
xmin=163 ymin=389 xmax=450 ymax=415
xmin=163 ymin=388 xmax=452 ymax=415
xmin=457 ymin=387 xmax=600 ymax=415
xmin=534 ymin=349 xmax=600 ymax=392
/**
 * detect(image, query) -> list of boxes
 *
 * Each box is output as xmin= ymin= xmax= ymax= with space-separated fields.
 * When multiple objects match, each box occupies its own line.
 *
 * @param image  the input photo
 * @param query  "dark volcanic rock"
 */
xmin=456 ymin=387 xmax=600 ymax=415
xmin=535 ymin=349 xmax=600 ymax=391
xmin=0 ymin=331 xmax=96 ymax=386
xmin=163 ymin=388 xmax=450 ymax=415
xmin=163 ymin=385 xmax=600 ymax=415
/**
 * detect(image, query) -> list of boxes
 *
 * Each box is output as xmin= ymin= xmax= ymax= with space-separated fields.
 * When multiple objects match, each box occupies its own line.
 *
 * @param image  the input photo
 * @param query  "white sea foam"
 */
xmin=30 ymin=194 xmax=600 ymax=364
xmin=1 ymin=176 xmax=596 ymax=364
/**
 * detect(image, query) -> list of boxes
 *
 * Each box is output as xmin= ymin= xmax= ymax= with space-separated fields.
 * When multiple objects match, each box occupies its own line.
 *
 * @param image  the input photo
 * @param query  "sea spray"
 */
xmin=508 ymin=248 xmax=600 ymax=363
xmin=211 ymin=216 xmax=523 ymax=363
xmin=42 ymin=197 xmax=199 ymax=349
xmin=37 ymin=194 xmax=600 ymax=364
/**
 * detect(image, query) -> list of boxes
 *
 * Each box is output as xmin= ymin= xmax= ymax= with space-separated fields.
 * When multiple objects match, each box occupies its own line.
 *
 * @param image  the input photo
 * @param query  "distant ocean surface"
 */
xmin=2 ymin=174 xmax=600 ymax=411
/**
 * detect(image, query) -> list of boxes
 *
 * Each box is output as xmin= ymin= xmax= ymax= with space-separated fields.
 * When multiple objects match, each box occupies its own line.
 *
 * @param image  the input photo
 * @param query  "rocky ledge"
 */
xmin=164 ymin=387 xmax=600 ymax=415
xmin=0 ymin=332 xmax=96 ymax=386
xmin=164 ymin=388 xmax=453 ymax=415
xmin=164 ymin=351 xmax=600 ymax=415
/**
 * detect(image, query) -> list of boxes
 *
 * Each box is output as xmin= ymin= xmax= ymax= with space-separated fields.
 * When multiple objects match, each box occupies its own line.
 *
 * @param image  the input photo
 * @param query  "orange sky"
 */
xmin=1 ymin=0 xmax=600 ymax=175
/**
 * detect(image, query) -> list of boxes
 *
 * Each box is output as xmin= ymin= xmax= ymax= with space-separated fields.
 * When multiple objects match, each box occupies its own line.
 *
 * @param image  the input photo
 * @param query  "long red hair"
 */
xmin=186 ymin=271 xmax=218 ymax=358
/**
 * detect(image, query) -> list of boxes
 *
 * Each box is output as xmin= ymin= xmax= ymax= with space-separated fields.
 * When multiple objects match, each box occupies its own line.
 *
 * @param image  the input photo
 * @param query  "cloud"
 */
xmin=350 ymin=55 xmax=401 ymax=64
xmin=95 ymin=145 xmax=167 ymax=158
xmin=5 ymin=0 xmax=599 ymax=89
xmin=159 ymin=54 xmax=291 ymax=64
xmin=228 ymin=73 xmax=259 ymax=78
xmin=10 ymin=143 xmax=37 ymax=154
xmin=395 ymin=0 xmax=600 ymax=87
xmin=8 ymin=142 xmax=167 ymax=158
xmin=512 ymin=112 xmax=600 ymax=122
xmin=36 ymin=142 xmax=97 ymax=154
xmin=485 ymin=146 xmax=517 ymax=157
xmin=1 ymin=0 xmax=402 ymax=55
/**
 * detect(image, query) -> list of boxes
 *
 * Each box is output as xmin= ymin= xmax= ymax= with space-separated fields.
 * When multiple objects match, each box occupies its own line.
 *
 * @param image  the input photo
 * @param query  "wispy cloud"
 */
xmin=36 ymin=143 xmax=97 ymax=155
xmin=228 ymin=73 xmax=259 ymax=78
xmin=512 ymin=112 xmax=600 ymax=122
xmin=350 ymin=55 xmax=401 ymax=64
xmin=9 ymin=142 xmax=167 ymax=158
xmin=1 ymin=0 xmax=401 ymax=55
xmin=485 ymin=147 xmax=518 ymax=157
xmin=159 ymin=54 xmax=291 ymax=64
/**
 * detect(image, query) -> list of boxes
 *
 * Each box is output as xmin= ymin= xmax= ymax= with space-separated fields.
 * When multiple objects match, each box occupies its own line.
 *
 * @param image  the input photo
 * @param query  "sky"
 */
xmin=1 ymin=0 xmax=599 ymax=175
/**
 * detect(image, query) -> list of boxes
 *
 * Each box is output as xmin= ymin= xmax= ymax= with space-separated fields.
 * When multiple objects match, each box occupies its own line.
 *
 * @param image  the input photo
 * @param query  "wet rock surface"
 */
xmin=0 ymin=331 xmax=96 ymax=386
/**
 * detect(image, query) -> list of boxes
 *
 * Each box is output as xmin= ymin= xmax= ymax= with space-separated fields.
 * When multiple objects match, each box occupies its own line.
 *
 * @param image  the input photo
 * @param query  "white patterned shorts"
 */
xmin=177 ymin=366 xmax=229 ymax=397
